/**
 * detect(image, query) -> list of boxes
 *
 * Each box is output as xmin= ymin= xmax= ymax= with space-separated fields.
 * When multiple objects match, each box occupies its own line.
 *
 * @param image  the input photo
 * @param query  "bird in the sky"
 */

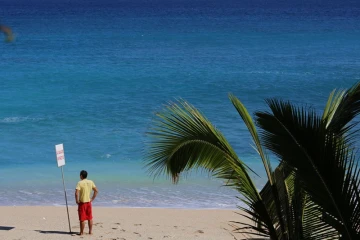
xmin=0 ymin=24 xmax=14 ymax=42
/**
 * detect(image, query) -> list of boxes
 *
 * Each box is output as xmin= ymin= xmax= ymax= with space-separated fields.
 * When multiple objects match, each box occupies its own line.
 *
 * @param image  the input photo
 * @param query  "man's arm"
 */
xmin=91 ymin=187 xmax=98 ymax=202
xmin=75 ymin=189 xmax=80 ymax=204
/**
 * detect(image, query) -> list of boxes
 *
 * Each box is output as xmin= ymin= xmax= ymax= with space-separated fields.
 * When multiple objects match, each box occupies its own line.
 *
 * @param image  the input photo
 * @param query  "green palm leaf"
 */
xmin=145 ymin=82 xmax=360 ymax=239
xmin=229 ymin=94 xmax=273 ymax=184
xmin=145 ymin=100 xmax=278 ymax=238
xmin=323 ymin=82 xmax=360 ymax=136
xmin=229 ymin=94 xmax=290 ymax=238
xmin=255 ymin=99 xmax=360 ymax=239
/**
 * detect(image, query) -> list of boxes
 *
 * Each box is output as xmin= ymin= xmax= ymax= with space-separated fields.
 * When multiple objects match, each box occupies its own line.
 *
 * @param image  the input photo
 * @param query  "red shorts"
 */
xmin=78 ymin=202 xmax=93 ymax=222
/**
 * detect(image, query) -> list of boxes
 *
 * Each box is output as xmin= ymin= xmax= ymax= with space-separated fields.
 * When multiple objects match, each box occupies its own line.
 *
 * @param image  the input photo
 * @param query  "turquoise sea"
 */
xmin=1 ymin=0 xmax=360 ymax=208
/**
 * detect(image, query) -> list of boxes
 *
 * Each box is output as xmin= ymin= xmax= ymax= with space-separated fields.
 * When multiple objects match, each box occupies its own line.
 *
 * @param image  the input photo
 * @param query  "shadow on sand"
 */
xmin=0 ymin=226 xmax=14 ymax=231
xmin=35 ymin=230 xmax=73 ymax=235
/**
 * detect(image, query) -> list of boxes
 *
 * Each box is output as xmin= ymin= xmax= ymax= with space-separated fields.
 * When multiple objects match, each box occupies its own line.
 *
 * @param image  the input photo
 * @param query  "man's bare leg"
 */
xmin=80 ymin=221 xmax=85 ymax=235
xmin=88 ymin=220 xmax=93 ymax=234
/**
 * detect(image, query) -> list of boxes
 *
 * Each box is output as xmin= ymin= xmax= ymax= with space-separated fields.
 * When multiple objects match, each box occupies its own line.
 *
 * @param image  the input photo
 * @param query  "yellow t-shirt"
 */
xmin=76 ymin=179 xmax=96 ymax=203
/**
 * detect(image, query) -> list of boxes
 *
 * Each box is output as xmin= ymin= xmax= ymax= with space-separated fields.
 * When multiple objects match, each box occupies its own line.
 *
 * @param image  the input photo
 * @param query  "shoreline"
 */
xmin=0 ymin=204 xmax=240 ymax=210
xmin=0 ymin=206 xmax=247 ymax=239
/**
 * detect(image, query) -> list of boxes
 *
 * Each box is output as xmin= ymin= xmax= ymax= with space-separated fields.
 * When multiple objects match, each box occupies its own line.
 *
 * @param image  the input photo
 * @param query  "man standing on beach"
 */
xmin=75 ymin=170 xmax=98 ymax=235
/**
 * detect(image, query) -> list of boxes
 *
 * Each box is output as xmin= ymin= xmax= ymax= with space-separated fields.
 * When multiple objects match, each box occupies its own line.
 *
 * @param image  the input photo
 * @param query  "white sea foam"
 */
xmin=18 ymin=190 xmax=33 ymax=195
xmin=243 ymin=70 xmax=314 ymax=76
xmin=0 ymin=117 xmax=44 ymax=123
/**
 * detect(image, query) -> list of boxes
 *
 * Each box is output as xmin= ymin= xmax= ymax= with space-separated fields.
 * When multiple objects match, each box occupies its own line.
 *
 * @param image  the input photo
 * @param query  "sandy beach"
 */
xmin=0 ymin=206 xmax=247 ymax=240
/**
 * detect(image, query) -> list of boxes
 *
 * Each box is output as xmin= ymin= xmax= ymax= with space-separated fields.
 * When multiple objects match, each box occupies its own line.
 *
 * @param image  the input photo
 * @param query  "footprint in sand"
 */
xmin=134 ymin=223 xmax=142 ymax=226
xmin=115 ymin=222 xmax=121 ymax=225
xmin=134 ymin=232 xmax=142 ymax=237
xmin=195 ymin=230 xmax=204 ymax=234
xmin=112 ymin=227 xmax=118 ymax=230
xmin=93 ymin=223 xmax=104 ymax=228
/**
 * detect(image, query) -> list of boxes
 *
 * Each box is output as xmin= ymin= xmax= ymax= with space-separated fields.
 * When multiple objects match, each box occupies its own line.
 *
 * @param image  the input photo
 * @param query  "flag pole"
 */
xmin=61 ymin=166 xmax=72 ymax=233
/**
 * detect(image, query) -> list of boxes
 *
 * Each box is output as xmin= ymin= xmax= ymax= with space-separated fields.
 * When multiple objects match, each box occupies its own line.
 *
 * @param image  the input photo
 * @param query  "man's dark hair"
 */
xmin=80 ymin=170 xmax=88 ymax=179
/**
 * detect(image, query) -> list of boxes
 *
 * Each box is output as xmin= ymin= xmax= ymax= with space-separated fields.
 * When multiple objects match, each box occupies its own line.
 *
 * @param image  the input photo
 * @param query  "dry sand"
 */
xmin=0 ymin=206 xmax=249 ymax=240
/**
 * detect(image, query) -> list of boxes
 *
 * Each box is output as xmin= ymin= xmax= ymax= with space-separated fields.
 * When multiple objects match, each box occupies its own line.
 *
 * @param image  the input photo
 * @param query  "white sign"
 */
xmin=55 ymin=144 xmax=65 ymax=167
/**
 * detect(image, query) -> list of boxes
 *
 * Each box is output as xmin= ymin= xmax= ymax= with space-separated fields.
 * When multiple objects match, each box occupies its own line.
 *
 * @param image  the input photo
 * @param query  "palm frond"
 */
xmin=255 ymin=99 xmax=360 ymax=239
xmin=286 ymin=172 xmax=339 ymax=240
xmin=146 ymin=100 xmax=278 ymax=239
xmin=230 ymin=94 xmax=295 ymax=239
xmin=324 ymin=82 xmax=360 ymax=136
xmin=145 ymin=82 xmax=360 ymax=240
xmin=229 ymin=94 xmax=273 ymax=184
xmin=322 ymin=89 xmax=346 ymax=128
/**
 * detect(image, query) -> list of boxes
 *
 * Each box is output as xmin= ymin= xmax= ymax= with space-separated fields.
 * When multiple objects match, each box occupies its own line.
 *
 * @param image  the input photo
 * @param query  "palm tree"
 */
xmin=145 ymin=82 xmax=360 ymax=239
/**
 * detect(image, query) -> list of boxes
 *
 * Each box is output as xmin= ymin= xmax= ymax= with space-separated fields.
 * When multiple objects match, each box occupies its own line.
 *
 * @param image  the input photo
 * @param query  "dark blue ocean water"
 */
xmin=1 ymin=0 xmax=360 ymax=208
